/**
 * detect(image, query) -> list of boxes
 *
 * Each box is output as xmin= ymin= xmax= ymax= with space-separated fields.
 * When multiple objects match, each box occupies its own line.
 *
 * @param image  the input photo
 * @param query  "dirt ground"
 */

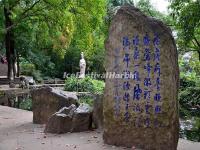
xmin=0 ymin=106 xmax=199 ymax=150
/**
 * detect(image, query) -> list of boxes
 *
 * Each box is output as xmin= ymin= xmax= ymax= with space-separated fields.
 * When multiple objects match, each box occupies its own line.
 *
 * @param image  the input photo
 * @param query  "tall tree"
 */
xmin=0 ymin=0 xmax=73 ymax=80
xmin=170 ymin=0 xmax=200 ymax=60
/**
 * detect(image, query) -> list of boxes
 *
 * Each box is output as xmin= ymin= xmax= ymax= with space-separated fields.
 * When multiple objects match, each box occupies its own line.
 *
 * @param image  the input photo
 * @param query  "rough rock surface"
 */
xmin=0 ymin=96 xmax=8 ymax=106
xmin=92 ymin=94 xmax=103 ymax=129
xmin=31 ymin=86 xmax=79 ymax=124
xmin=71 ymin=103 xmax=92 ymax=132
xmin=44 ymin=105 xmax=76 ymax=133
xmin=103 ymin=6 xmax=179 ymax=150
xmin=45 ymin=103 xmax=92 ymax=133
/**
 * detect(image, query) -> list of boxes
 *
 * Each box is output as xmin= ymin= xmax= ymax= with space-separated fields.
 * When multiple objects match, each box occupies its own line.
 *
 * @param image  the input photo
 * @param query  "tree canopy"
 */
xmin=169 ymin=0 xmax=200 ymax=60
xmin=0 ymin=0 xmax=199 ymax=80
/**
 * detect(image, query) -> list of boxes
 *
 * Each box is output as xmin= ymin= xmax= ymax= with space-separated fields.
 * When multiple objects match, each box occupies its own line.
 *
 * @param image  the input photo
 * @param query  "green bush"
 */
xmin=19 ymin=98 xmax=32 ymax=111
xmin=32 ymin=70 xmax=43 ymax=83
xmin=179 ymin=87 xmax=200 ymax=117
xmin=20 ymin=59 xmax=43 ymax=82
xmin=180 ymin=76 xmax=196 ymax=90
xmin=64 ymin=76 xmax=105 ymax=94
xmin=79 ymin=95 xmax=94 ymax=107
xmin=20 ymin=63 xmax=36 ymax=76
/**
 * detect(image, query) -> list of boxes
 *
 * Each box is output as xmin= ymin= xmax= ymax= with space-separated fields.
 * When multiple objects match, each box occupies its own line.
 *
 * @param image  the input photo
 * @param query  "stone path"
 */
xmin=0 ymin=106 xmax=199 ymax=150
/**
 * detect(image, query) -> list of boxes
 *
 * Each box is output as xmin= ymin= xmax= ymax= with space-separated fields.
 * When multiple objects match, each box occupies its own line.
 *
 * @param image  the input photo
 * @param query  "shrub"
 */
xmin=19 ymin=98 xmax=32 ymax=111
xmin=179 ymin=87 xmax=200 ymax=117
xmin=20 ymin=63 xmax=36 ymax=76
xmin=20 ymin=60 xmax=43 ymax=82
xmin=79 ymin=95 xmax=94 ymax=107
xmin=64 ymin=76 xmax=105 ymax=94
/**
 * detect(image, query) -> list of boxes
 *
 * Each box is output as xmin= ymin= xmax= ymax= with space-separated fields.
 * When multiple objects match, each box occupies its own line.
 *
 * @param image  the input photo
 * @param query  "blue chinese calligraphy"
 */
xmin=153 ymin=33 xmax=160 ymax=46
xmin=154 ymin=47 xmax=160 ymax=61
xmin=123 ymin=70 xmax=131 ymax=79
xmin=133 ymin=47 xmax=139 ymax=60
xmin=123 ymin=54 xmax=130 ymax=68
xmin=144 ymin=77 xmax=151 ymax=87
xmin=123 ymin=81 xmax=130 ymax=90
xmin=144 ymin=63 xmax=152 ymax=77
xmin=133 ymin=84 xmax=142 ymax=100
xmin=116 ymin=34 xmax=162 ymax=127
xmin=123 ymin=36 xmax=130 ymax=47
xmin=155 ymin=105 xmax=161 ymax=114
xmin=123 ymin=92 xmax=130 ymax=102
xmin=133 ymin=35 xmax=139 ymax=46
xmin=153 ymin=33 xmax=162 ymax=118
xmin=145 ymin=103 xmax=151 ymax=114
xmin=154 ymin=63 xmax=161 ymax=76
xmin=122 ymin=36 xmax=131 ymax=122
xmin=154 ymin=93 xmax=161 ymax=101
xmin=155 ymin=77 xmax=160 ymax=90
xmin=143 ymin=33 xmax=150 ymax=46
xmin=135 ymin=104 xmax=141 ymax=113
xmin=144 ymin=48 xmax=151 ymax=61
xmin=133 ymin=71 xmax=140 ymax=81
xmin=144 ymin=90 xmax=151 ymax=100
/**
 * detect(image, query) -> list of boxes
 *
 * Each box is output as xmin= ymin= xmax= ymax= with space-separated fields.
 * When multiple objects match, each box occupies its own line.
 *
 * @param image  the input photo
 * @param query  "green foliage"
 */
xmin=79 ymin=95 xmax=94 ymax=107
xmin=180 ymin=117 xmax=200 ymax=142
xmin=92 ymin=79 xmax=105 ymax=94
xmin=64 ymin=0 xmax=107 ymax=75
xmin=179 ymin=55 xmax=200 ymax=118
xmin=179 ymin=53 xmax=200 ymax=84
xmin=64 ymin=76 xmax=105 ymax=94
xmin=179 ymin=86 xmax=200 ymax=117
xmin=20 ymin=61 xmax=36 ymax=76
xmin=19 ymin=57 xmax=43 ymax=82
xmin=19 ymin=98 xmax=32 ymax=111
xmin=0 ymin=91 xmax=5 ymax=97
xmin=32 ymin=70 xmax=43 ymax=83
xmin=0 ymin=0 xmax=108 ymax=77
xmin=136 ymin=0 xmax=174 ymax=26
xmin=170 ymin=0 xmax=200 ymax=57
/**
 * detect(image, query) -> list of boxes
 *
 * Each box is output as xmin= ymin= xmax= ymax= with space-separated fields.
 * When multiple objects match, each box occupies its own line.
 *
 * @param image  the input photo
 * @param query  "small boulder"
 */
xmin=31 ymin=86 xmax=79 ymax=124
xmin=45 ymin=103 xmax=92 ymax=134
xmin=9 ymin=81 xmax=15 ymax=88
xmin=44 ymin=105 xmax=76 ymax=133
xmin=71 ymin=103 xmax=92 ymax=132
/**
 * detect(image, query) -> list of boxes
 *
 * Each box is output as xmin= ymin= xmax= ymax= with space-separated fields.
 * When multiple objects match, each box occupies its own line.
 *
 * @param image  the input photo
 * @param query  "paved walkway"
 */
xmin=0 ymin=106 xmax=199 ymax=150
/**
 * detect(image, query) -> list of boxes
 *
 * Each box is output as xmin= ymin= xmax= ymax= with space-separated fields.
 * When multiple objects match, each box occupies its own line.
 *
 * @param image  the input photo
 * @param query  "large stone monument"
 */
xmin=103 ymin=6 xmax=179 ymax=150
xmin=79 ymin=52 xmax=86 ymax=78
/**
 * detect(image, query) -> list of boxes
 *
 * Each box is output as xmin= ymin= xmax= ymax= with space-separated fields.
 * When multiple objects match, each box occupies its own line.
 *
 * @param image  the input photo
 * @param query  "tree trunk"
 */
xmin=16 ymin=50 xmax=20 ymax=77
xmin=4 ymin=6 xmax=15 ymax=81
xmin=198 ymin=50 xmax=200 ymax=62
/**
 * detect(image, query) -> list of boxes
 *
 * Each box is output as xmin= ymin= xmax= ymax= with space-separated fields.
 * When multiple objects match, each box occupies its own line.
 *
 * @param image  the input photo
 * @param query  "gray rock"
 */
xmin=0 ymin=95 xmax=8 ymax=106
xmin=44 ymin=105 xmax=76 ymax=133
xmin=31 ymin=86 xmax=79 ymax=124
xmin=93 ymin=94 xmax=103 ymax=129
xmin=45 ymin=103 xmax=92 ymax=134
xmin=71 ymin=103 xmax=92 ymax=132
xmin=9 ymin=81 xmax=15 ymax=88
xmin=103 ymin=6 xmax=179 ymax=149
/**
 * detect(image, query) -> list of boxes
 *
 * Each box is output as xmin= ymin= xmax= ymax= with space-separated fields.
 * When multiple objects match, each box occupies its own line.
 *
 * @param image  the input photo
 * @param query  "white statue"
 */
xmin=79 ymin=52 xmax=86 ymax=78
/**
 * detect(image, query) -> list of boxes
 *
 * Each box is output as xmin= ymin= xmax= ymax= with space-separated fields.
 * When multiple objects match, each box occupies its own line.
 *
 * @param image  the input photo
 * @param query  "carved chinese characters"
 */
xmin=103 ymin=6 xmax=179 ymax=150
